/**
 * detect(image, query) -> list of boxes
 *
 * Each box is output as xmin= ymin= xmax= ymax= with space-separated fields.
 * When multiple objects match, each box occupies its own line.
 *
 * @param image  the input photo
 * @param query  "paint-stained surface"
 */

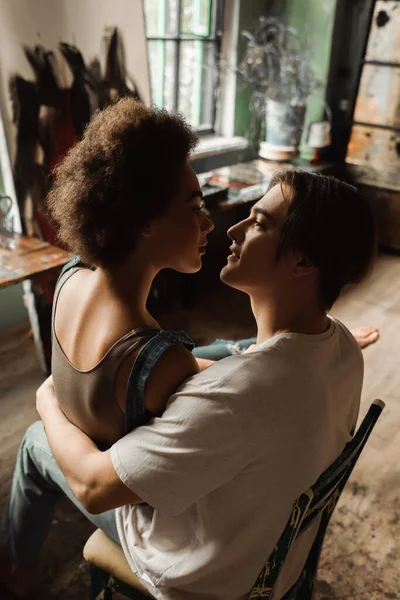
xmin=366 ymin=0 xmax=400 ymax=63
xmin=346 ymin=126 xmax=400 ymax=191
xmin=354 ymin=65 xmax=400 ymax=128
xmin=0 ymin=236 xmax=71 ymax=289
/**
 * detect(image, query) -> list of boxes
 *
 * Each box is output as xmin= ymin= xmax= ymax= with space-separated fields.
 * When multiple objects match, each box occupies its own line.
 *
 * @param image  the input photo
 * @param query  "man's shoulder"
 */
xmin=330 ymin=317 xmax=364 ymax=365
xmin=174 ymin=320 xmax=363 ymax=400
xmin=175 ymin=350 xmax=282 ymax=405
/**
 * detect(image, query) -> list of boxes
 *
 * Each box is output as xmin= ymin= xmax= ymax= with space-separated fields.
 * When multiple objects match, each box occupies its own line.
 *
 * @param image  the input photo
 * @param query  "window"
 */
xmin=143 ymin=0 xmax=223 ymax=133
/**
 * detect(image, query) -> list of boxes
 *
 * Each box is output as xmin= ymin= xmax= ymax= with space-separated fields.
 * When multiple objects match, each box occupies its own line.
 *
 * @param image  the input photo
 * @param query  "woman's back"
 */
xmin=52 ymin=262 xmax=161 ymax=449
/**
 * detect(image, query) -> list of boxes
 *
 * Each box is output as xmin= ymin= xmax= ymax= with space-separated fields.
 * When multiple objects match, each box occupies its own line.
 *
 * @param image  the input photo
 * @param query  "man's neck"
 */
xmin=250 ymin=293 xmax=330 ymax=346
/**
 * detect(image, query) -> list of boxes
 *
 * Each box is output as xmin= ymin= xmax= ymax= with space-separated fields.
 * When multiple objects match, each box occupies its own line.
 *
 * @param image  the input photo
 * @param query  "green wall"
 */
xmin=234 ymin=0 xmax=284 ymax=151
xmin=284 ymin=0 xmax=338 ymax=159
xmin=234 ymin=0 xmax=270 ymax=141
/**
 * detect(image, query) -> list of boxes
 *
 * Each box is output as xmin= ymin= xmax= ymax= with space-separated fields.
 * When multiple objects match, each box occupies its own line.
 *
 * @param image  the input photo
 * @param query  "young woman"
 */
xmin=47 ymin=98 xmax=214 ymax=449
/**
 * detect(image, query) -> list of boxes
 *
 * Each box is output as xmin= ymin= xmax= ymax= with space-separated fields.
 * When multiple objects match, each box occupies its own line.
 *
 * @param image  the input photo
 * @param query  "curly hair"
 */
xmin=269 ymin=169 xmax=376 ymax=310
xmin=46 ymin=98 xmax=198 ymax=267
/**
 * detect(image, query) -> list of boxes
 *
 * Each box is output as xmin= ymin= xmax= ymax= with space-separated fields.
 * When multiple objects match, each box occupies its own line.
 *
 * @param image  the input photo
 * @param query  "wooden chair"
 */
xmin=84 ymin=399 xmax=385 ymax=600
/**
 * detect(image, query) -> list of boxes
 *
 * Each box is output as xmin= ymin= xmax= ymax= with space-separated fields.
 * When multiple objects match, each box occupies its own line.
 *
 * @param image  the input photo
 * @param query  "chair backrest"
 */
xmin=249 ymin=399 xmax=385 ymax=600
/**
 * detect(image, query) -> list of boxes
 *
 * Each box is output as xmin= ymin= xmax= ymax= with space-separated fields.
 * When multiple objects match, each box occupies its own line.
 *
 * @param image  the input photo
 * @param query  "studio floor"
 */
xmin=0 ymin=253 xmax=399 ymax=600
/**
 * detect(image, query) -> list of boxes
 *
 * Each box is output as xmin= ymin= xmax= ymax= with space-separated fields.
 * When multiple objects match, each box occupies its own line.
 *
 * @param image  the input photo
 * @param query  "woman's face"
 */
xmin=148 ymin=163 xmax=214 ymax=273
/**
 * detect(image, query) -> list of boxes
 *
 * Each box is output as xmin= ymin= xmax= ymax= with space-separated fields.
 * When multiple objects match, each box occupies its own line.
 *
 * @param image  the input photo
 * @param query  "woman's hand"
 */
xmin=36 ymin=375 xmax=59 ymax=419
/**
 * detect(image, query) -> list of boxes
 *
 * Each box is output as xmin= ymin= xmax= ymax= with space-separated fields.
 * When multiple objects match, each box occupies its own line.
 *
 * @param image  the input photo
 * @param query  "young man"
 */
xmin=1 ymin=170 xmax=376 ymax=600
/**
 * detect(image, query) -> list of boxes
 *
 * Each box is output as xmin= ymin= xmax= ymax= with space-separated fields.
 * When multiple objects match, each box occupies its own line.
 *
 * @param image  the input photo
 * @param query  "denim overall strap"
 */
xmin=58 ymin=255 xmax=82 ymax=280
xmin=125 ymin=330 xmax=194 ymax=433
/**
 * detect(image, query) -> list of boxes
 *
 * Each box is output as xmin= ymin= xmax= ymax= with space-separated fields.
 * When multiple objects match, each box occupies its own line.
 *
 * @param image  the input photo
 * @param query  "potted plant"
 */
xmin=238 ymin=16 xmax=321 ymax=160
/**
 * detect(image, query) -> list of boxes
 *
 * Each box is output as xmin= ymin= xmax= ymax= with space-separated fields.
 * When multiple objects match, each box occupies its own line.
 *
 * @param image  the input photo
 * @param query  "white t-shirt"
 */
xmin=111 ymin=317 xmax=363 ymax=600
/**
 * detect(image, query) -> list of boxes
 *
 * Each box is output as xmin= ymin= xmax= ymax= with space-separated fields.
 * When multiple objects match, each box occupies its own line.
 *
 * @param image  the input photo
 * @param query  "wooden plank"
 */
xmin=346 ymin=125 xmax=400 ymax=190
xmin=354 ymin=64 xmax=400 ymax=128
xmin=365 ymin=0 xmax=400 ymax=64
xmin=0 ymin=236 xmax=72 ymax=289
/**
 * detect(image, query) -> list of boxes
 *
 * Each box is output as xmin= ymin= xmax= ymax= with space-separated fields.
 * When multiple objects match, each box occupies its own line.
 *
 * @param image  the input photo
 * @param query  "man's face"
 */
xmin=220 ymin=183 xmax=294 ymax=294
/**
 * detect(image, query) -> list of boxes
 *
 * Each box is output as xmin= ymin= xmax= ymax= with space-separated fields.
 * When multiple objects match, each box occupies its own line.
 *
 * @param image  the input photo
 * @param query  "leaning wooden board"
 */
xmin=365 ymin=0 xmax=400 ymax=64
xmin=354 ymin=64 xmax=400 ymax=129
xmin=0 ymin=236 xmax=72 ymax=289
xmin=346 ymin=0 xmax=400 ymax=250
xmin=346 ymin=0 xmax=400 ymax=192
xmin=346 ymin=125 xmax=400 ymax=191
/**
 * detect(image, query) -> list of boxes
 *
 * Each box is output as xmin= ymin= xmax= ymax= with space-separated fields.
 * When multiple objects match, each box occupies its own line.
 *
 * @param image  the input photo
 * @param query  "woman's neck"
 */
xmin=93 ymin=257 xmax=160 ymax=323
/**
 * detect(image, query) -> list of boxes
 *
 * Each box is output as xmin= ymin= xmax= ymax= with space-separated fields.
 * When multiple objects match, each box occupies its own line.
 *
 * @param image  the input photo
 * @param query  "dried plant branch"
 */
xmin=237 ymin=17 xmax=323 ymax=118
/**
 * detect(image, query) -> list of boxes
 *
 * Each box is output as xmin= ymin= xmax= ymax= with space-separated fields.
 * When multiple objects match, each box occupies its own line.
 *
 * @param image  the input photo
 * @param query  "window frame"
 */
xmin=144 ymin=0 xmax=224 ymax=135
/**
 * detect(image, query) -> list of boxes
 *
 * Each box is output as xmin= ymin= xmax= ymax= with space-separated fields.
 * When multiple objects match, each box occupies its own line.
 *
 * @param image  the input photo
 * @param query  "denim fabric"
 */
xmin=58 ymin=255 xmax=81 ymax=279
xmin=192 ymin=337 xmax=257 ymax=361
xmin=125 ymin=330 xmax=194 ymax=433
xmin=0 ymin=421 xmax=119 ymax=565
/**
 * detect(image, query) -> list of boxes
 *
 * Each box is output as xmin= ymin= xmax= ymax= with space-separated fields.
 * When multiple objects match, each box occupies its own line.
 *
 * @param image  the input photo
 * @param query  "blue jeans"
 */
xmin=192 ymin=337 xmax=256 ymax=360
xmin=1 ymin=420 xmax=120 ymax=565
xmin=0 ymin=338 xmax=255 ymax=565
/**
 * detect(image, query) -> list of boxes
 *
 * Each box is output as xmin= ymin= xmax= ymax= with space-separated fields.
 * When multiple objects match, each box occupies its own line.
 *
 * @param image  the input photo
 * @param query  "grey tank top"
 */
xmin=51 ymin=258 xmax=194 ymax=449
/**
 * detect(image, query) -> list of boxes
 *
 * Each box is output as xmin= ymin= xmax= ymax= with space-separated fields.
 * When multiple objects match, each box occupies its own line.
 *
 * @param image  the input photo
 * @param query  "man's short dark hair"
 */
xmin=47 ymin=98 xmax=198 ymax=268
xmin=269 ymin=169 xmax=377 ymax=310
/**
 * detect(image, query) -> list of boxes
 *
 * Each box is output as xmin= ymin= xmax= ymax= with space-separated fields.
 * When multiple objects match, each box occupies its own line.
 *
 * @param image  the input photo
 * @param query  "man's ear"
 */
xmin=292 ymin=255 xmax=317 ymax=278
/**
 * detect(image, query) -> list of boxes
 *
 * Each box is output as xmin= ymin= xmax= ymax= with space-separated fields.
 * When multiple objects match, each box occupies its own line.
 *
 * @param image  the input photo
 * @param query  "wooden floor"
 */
xmin=0 ymin=253 xmax=399 ymax=599
xmin=319 ymin=254 xmax=400 ymax=599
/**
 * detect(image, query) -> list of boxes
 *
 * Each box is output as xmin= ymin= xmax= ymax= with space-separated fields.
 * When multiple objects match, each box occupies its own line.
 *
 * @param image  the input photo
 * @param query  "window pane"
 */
xmin=165 ymin=0 xmax=180 ymax=35
xmin=144 ymin=0 xmax=219 ymax=131
xmin=143 ymin=0 xmax=166 ymax=36
xmin=200 ymin=41 xmax=217 ymax=128
xmin=147 ymin=40 xmax=165 ymax=107
xmin=163 ymin=41 xmax=177 ymax=111
xmin=179 ymin=40 xmax=210 ymax=127
xmin=181 ymin=0 xmax=212 ymax=36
